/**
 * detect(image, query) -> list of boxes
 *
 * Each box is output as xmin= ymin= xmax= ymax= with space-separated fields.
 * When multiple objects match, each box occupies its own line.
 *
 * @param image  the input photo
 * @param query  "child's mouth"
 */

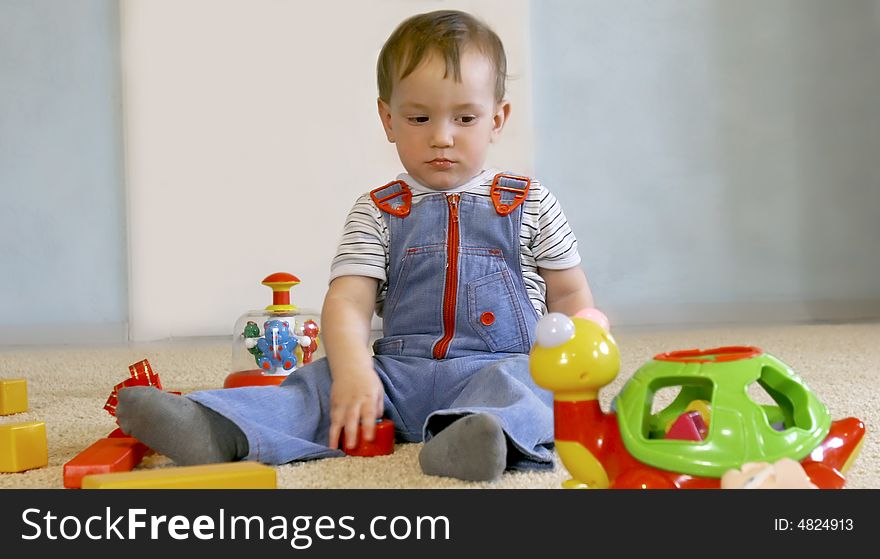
xmin=428 ymin=159 xmax=454 ymax=170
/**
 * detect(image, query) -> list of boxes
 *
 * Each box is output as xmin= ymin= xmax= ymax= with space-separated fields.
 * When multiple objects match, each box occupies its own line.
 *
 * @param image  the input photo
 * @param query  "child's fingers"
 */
xmin=329 ymin=401 xmax=359 ymax=449
xmin=328 ymin=411 xmax=344 ymax=450
xmin=361 ymin=405 xmax=376 ymax=442
xmin=343 ymin=406 xmax=363 ymax=449
xmin=375 ymin=392 xmax=385 ymax=418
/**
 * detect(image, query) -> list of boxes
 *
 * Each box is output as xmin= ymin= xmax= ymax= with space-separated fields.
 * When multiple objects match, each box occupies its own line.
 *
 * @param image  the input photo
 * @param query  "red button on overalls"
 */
xmin=480 ymin=312 xmax=495 ymax=326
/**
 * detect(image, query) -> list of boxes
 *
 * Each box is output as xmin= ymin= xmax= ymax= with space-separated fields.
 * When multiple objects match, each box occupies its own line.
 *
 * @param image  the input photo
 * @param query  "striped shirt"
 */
xmin=330 ymin=168 xmax=581 ymax=316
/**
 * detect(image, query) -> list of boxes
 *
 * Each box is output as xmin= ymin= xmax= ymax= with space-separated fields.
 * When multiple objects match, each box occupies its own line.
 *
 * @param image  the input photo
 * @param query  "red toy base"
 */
xmin=224 ymin=369 xmax=288 ymax=389
xmin=342 ymin=419 xmax=395 ymax=457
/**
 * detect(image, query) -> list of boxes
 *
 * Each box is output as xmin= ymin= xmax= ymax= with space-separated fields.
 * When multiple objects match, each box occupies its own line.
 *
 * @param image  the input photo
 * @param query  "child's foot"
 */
xmin=419 ymin=413 xmax=507 ymax=482
xmin=116 ymin=386 xmax=249 ymax=466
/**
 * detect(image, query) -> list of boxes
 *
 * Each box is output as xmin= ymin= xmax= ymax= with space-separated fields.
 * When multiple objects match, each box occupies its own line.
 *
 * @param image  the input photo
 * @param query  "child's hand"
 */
xmin=328 ymin=370 xmax=385 ymax=450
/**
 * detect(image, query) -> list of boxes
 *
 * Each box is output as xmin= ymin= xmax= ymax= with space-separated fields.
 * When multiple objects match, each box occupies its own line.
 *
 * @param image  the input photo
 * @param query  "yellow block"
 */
xmin=82 ymin=461 xmax=277 ymax=489
xmin=0 ymin=421 xmax=48 ymax=473
xmin=0 ymin=378 xmax=28 ymax=415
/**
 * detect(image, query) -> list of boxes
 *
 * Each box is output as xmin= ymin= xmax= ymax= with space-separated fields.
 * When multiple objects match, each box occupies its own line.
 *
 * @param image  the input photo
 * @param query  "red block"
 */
xmin=666 ymin=411 xmax=708 ymax=441
xmin=341 ymin=419 xmax=395 ymax=457
xmin=63 ymin=437 xmax=150 ymax=489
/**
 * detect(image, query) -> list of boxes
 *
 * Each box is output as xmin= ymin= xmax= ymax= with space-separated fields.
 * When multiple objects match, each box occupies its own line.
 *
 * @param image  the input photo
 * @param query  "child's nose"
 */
xmin=429 ymin=122 xmax=454 ymax=148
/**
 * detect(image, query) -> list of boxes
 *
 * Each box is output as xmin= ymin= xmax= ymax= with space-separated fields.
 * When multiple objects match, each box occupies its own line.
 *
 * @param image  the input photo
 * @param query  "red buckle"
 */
xmin=370 ymin=180 xmax=412 ymax=217
xmin=490 ymin=174 xmax=530 ymax=216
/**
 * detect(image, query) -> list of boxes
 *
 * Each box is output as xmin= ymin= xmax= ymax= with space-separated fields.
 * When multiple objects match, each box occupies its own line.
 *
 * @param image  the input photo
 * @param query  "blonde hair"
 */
xmin=377 ymin=10 xmax=507 ymax=103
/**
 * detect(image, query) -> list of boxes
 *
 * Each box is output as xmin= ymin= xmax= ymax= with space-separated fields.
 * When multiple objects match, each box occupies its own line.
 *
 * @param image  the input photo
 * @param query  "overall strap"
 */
xmin=490 ymin=173 xmax=531 ymax=216
xmin=370 ymin=180 xmax=412 ymax=217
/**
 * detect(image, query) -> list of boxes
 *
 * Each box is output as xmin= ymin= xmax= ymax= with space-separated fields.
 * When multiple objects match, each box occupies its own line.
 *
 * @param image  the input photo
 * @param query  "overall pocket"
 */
xmin=383 ymin=244 xmax=445 ymax=320
xmin=466 ymin=269 xmax=528 ymax=353
xmin=372 ymin=337 xmax=404 ymax=356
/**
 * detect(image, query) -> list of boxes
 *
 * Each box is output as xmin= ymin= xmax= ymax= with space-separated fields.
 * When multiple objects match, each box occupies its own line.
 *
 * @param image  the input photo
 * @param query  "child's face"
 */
xmin=378 ymin=49 xmax=510 ymax=190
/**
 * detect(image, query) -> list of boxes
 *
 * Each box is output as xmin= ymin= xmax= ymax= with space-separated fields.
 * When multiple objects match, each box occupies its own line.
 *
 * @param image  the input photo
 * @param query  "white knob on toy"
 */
xmin=535 ymin=313 xmax=575 ymax=348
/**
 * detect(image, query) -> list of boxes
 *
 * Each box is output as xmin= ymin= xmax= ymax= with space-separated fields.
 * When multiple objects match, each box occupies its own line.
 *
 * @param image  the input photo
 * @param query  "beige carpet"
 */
xmin=1 ymin=322 xmax=877 ymax=489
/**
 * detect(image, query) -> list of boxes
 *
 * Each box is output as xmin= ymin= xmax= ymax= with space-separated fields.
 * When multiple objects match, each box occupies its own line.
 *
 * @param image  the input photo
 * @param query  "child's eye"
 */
xmin=407 ymin=116 xmax=429 ymax=124
xmin=457 ymin=115 xmax=477 ymax=125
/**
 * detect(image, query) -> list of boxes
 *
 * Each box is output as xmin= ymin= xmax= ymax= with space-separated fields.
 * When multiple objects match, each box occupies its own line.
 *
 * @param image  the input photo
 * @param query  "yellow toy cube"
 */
xmin=0 ymin=378 xmax=28 ymax=415
xmin=0 ymin=421 xmax=48 ymax=472
xmin=82 ymin=461 xmax=277 ymax=489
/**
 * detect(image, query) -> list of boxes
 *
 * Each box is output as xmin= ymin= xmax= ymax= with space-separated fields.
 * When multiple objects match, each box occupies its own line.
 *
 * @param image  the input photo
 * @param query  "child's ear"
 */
xmin=377 ymin=98 xmax=395 ymax=143
xmin=490 ymin=100 xmax=511 ymax=143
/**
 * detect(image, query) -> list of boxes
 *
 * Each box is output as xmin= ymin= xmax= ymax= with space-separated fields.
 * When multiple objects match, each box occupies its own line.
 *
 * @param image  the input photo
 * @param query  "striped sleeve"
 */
xmin=329 ymin=194 xmax=389 ymax=284
xmin=529 ymin=182 xmax=581 ymax=270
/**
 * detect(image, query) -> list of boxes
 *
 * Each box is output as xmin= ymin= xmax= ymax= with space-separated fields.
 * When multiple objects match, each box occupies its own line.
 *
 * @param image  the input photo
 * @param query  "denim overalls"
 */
xmin=189 ymin=174 xmax=555 ymax=470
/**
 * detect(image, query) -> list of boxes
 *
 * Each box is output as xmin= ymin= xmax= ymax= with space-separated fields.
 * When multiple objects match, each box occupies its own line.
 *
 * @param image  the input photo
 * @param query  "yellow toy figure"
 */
xmin=529 ymin=310 xmax=620 ymax=489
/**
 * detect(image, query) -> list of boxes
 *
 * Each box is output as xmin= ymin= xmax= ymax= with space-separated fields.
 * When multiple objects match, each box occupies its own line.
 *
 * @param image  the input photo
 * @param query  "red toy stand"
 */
xmin=224 ymin=369 xmax=288 ymax=389
xmin=226 ymin=272 xmax=322 ymax=389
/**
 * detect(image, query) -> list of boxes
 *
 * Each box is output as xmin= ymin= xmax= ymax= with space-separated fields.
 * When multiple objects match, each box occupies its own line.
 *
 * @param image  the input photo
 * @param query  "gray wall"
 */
xmin=0 ymin=0 xmax=127 ymax=343
xmin=532 ymin=0 xmax=880 ymax=325
xmin=2 ymin=1 xmax=879 ymax=345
